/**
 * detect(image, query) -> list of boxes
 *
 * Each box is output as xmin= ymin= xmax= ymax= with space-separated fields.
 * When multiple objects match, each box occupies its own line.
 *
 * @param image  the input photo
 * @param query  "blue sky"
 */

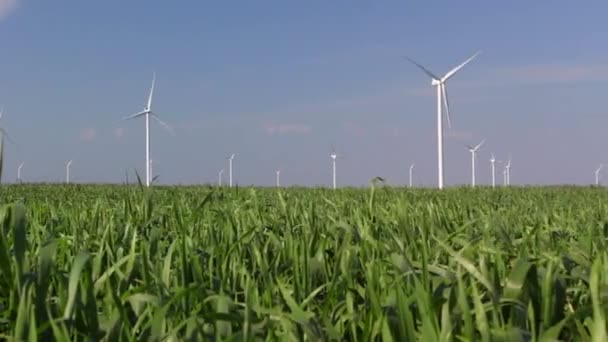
xmin=1 ymin=0 xmax=608 ymax=187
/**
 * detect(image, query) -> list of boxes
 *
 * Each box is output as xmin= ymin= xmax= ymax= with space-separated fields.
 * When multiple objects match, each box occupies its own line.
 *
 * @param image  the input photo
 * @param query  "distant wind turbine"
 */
xmin=490 ymin=154 xmax=497 ymax=188
xmin=405 ymin=51 xmax=481 ymax=189
xmin=66 ymin=160 xmax=73 ymax=184
xmin=119 ymin=72 xmax=172 ymax=187
xmin=17 ymin=162 xmax=24 ymax=183
xmin=409 ymin=163 xmax=415 ymax=188
xmin=276 ymin=168 xmax=281 ymax=188
xmin=227 ymin=154 xmax=235 ymax=187
xmin=595 ymin=164 xmax=603 ymax=186
xmin=330 ymin=146 xmax=343 ymax=190
xmin=218 ymin=169 xmax=224 ymax=186
xmin=504 ymin=156 xmax=511 ymax=186
xmin=465 ymin=139 xmax=485 ymax=187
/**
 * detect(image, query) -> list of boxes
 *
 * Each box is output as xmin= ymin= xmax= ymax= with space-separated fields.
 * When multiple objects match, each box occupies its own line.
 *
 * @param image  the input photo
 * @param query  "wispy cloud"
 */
xmin=452 ymin=63 xmax=608 ymax=89
xmin=80 ymin=128 xmax=97 ymax=142
xmin=263 ymin=122 xmax=311 ymax=135
xmin=499 ymin=64 xmax=608 ymax=84
xmin=113 ymin=127 xmax=126 ymax=140
xmin=0 ymin=0 xmax=18 ymax=21
xmin=342 ymin=122 xmax=367 ymax=137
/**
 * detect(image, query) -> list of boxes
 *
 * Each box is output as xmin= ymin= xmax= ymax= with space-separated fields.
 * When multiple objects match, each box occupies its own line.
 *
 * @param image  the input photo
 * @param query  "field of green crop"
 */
xmin=2 ymin=182 xmax=608 ymax=341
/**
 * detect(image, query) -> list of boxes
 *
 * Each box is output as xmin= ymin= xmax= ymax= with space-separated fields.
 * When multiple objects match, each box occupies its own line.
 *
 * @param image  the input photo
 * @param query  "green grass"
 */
xmin=1 ymin=183 xmax=608 ymax=341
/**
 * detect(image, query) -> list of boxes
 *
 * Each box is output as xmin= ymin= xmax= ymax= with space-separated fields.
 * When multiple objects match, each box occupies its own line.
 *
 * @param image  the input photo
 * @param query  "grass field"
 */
xmin=2 ymin=182 xmax=608 ymax=341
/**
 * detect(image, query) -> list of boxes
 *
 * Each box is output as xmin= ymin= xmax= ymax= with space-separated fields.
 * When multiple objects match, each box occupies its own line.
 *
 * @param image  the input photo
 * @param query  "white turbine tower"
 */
xmin=406 ymin=51 xmax=481 ymax=189
xmin=490 ymin=154 xmax=497 ymax=188
xmin=227 ymin=154 xmax=235 ymax=187
xmin=595 ymin=164 xmax=603 ymax=186
xmin=17 ymin=162 xmax=24 ymax=183
xmin=120 ymin=72 xmax=172 ymax=187
xmin=218 ymin=169 xmax=224 ymax=186
xmin=409 ymin=163 xmax=415 ymax=188
xmin=276 ymin=168 xmax=281 ymax=188
xmin=66 ymin=160 xmax=73 ymax=184
xmin=465 ymin=139 xmax=485 ymax=187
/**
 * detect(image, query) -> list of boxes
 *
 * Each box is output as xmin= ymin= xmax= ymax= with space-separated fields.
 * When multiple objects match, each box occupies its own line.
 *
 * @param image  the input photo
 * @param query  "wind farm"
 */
xmin=3 ymin=2 xmax=608 ymax=341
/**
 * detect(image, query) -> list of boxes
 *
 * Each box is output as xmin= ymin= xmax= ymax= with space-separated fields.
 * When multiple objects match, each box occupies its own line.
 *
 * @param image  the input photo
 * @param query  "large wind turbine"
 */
xmin=465 ymin=139 xmax=485 ymax=187
xmin=227 ymin=154 xmax=235 ymax=187
xmin=120 ymin=72 xmax=172 ymax=187
xmin=0 ymin=107 xmax=16 ymax=145
xmin=406 ymin=51 xmax=481 ymax=189
xmin=595 ymin=164 xmax=603 ymax=186
xmin=66 ymin=160 xmax=73 ymax=184
xmin=17 ymin=162 xmax=24 ymax=183
xmin=409 ymin=163 xmax=415 ymax=188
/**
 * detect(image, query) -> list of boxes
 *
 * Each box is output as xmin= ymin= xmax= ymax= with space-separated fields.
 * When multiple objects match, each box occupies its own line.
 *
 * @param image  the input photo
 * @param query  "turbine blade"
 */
xmin=474 ymin=139 xmax=485 ymax=151
xmin=0 ymin=128 xmax=17 ymax=146
xmin=121 ymin=110 xmax=148 ymax=121
xmin=147 ymin=71 xmax=156 ymax=110
xmin=151 ymin=113 xmax=174 ymax=135
xmin=441 ymin=50 xmax=481 ymax=82
xmin=404 ymin=56 xmax=440 ymax=80
xmin=441 ymin=84 xmax=453 ymax=130
xmin=464 ymin=143 xmax=474 ymax=150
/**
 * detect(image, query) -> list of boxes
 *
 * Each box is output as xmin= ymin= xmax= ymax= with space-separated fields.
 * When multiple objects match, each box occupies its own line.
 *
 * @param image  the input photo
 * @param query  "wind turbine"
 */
xmin=276 ymin=168 xmax=281 ymax=188
xmin=227 ymin=154 xmax=235 ymax=187
xmin=330 ymin=146 xmax=343 ymax=190
xmin=66 ymin=160 xmax=73 ymax=184
xmin=465 ymin=139 xmax=485 ymax=187
xmin=119 ymin=72 xmax=172 ymax=187
xmin=17 ymin=162 xmax=24 ymax=183
xmin=409 ymin=163 xmax=415 ymax=188
xmin=504 ymin=156 xmax=511 ymax=186
xmin=406 ymin=51 xmax=481 ymax=189
xmin=490 ymin=154 xmax=497 ymax=188
xmin=218 ymin=169 xmax=224 ymax=186
xmin=595 ymin=164 xmax=603 ymax=186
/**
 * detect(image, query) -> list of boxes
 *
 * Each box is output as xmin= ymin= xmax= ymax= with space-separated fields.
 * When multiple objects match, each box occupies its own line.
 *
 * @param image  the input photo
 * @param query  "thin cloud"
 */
xmin=263 ymin=122 xmax=311 ymax=135
xmin=80 ymin=128 xmax=97 ymax=142
xmin=0 ymin=0 xmax=18 ymax=21
xmin=342 ymin=122 xmax=367 ymax=137
xmin=113 ymin=127 xmax=126 ymax=140
xmin=454 ymin=64 xmax=608 ymax=89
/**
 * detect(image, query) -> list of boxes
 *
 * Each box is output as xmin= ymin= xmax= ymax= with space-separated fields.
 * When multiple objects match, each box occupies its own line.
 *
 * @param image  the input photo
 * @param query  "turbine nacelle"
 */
xmin=431 ymin=79 xmax=441 ymax=86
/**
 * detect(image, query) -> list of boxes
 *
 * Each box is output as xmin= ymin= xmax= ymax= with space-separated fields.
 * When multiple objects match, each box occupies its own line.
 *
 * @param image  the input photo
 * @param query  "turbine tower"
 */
xmin=595 ymin=164 xmax=603 ymax=186
xmin=218 ymin=169 xmax=224 ymax=186
xmin=504 ymin=157 xmax=511 ymax=186
xmin=409 ymin=163 xmax=415 ymax=188
xmin=330 ymin=146 xmax=342 ymax=190
xmin=490 ymin=154 xmax=496 ymax=188
xmin=465 ymin=139 xmax=485 ymax=187
xmin=276 ymin=168 xmax=281 ymax=188
xmin=406 ymin=51 xmax=481 ymax=189
xmin=66 ymin=160 xmax=73 ymax=184
xmin=119 ymin=72 xmax=172 ymax=187
xmin=227 ymin=154 xmax=235 ymax=187
xmin=17 ymin=162 xmax=24 ymax=183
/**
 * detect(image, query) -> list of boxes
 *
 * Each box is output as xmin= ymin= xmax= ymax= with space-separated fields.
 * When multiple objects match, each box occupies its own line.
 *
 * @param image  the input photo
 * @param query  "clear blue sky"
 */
xmin=1 ymin=0 xmax=608 ymax=186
